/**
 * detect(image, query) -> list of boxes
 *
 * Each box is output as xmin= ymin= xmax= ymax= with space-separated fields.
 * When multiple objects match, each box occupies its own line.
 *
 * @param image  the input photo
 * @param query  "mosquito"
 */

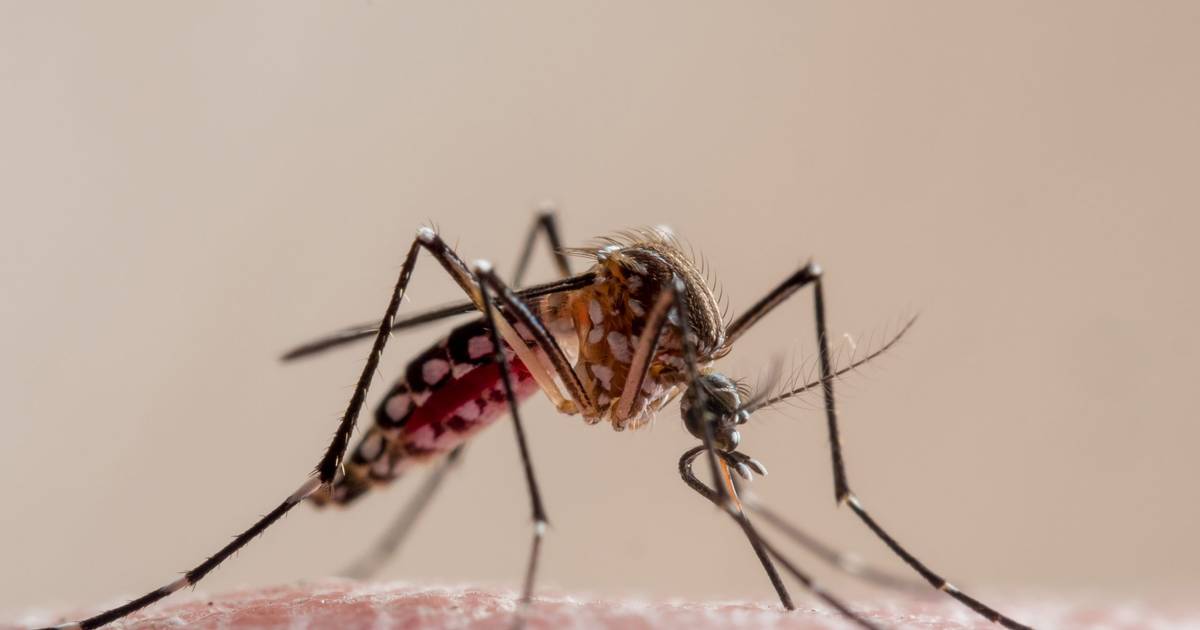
xmin=40 ymin=210 xmax=1032 ymax=630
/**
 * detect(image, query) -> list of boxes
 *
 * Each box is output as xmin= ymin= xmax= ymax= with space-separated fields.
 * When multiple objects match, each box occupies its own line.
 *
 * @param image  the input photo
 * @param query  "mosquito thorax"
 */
xmin=538 ymin=227 xmax=726 ymax=431
xmin=680 ymin=372 xmax=747 ymax=452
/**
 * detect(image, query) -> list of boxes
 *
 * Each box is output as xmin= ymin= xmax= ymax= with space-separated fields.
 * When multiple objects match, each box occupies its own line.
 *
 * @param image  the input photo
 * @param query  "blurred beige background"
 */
xmin=2 ymin=1 xmax=1198 ymax=617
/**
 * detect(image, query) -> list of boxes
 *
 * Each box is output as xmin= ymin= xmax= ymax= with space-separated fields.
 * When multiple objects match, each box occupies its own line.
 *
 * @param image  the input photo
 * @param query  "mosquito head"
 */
xmin=680 ymin=372 xmax=749 ymax=452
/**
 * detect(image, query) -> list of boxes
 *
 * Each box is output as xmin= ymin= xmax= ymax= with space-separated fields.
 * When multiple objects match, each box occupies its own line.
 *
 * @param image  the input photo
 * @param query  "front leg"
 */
xmin=724 ymin=261 xmax=1033 ymax=629
xmin=678 ymin=447 xmax=879 ymax=629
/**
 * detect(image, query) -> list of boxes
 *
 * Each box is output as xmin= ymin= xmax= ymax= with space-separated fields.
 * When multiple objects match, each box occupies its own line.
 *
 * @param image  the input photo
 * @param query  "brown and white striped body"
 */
xmin=539 ymin=231 xmax=726 ymax=430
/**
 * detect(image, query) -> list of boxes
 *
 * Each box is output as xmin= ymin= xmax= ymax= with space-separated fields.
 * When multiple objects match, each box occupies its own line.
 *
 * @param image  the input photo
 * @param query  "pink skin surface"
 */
xmin=13 ymin=581 xmax=1197 ymax=630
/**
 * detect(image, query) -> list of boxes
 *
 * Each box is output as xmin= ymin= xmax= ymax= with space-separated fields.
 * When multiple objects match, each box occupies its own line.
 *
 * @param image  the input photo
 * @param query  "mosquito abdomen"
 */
xmin=313 ymin=318 xmax=541 ymax=506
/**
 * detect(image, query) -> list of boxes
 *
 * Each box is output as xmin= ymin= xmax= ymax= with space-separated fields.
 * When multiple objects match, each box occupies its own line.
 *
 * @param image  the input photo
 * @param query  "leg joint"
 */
xmin=416 ymin=226 xmax=437 ymax=243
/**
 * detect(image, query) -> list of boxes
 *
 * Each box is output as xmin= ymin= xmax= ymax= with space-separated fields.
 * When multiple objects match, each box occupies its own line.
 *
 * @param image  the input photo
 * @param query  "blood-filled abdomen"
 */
xmin=314 ymin=318 xmax=541 ymax=506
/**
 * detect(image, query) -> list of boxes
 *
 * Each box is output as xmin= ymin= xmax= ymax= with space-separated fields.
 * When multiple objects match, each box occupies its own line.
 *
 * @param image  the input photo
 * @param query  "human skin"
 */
xmin=13 ymin=580 xmax=1195 ymax=630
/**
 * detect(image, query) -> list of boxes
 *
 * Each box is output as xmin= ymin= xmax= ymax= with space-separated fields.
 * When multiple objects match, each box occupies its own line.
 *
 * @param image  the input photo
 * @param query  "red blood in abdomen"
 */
xmin=403 ymin=357 xmax=537 ymax=434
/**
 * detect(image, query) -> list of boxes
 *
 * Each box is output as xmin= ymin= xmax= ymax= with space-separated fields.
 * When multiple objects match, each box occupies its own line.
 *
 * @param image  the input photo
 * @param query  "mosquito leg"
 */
xmin=476 ymin=262 xmax=549 ymax=625
xmin=726 ymin=261 xmax=1033 ymax=629
xmin=342 ymin=214 xmax=574 ymax=580
xmin=607 ymin=283 xmax=794 ymax=610
xmin=609 ymin=279 xmax=810 ymax=611
xmin=48 ymin=227 xmax=568 ymax=630
xmin=470 ymin=268 xmax=597 ymax=420
xmin=283 ymin=206 xmax=576 ymax=362
xmin=339 ymin=446 xmax=466 ymax=579
xmin=609 ymin=285 xmax=675 ymax=423
xmin=473 ymin=209 xmax=596 ymax=417
xmin=678 ymin=448 xmax=795 ymax=612
xmin=728 ymin=466 xmax=924 ymax=594
xmin=667 ymin=277 xmax=727 ymax=499
xmin=46 ymin=231 xmax=444 ymax=629
xmin=679 ymin=447 xmax=878 ymax=629
xmin=511 ymin=206 xmax=572 ymax=288
xmin=365 ymin=228 xmax=594 ymax=422
xmin=38 ymin=476 xmax=322 ymax=630
xmin=653 ymin=277 xmax=799 ymax=613
xmin=735 ymin=489 xmax=927 ymax=593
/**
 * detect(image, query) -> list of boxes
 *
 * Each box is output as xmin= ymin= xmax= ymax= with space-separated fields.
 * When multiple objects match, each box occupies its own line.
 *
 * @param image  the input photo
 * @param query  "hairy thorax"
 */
xmin=538 ymin=230 xmax=725 ymax=431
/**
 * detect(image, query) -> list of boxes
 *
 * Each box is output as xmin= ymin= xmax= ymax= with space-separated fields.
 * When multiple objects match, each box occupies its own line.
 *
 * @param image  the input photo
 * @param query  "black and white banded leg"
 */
xmin=280 ymin=208 xmax=584 ymax=363
xmin=618 ymin=279 xmax=796 ymax=612
xmin=737 ymin=489 xmax=927 ymax=594
xmin=340 ymin=209 xmax=573 ymax=580
xmin=722 ymin=262 xmax=1033 ymax=630
xmin=511 ymin=207 xmax=572 ymax=288
xmin=679 ymin=447 xmax=880 ymax=630
xmin=475 ymin=263 xmax=550 ymax=626
xmin=44 ymin=227 xmax=561 ymax=630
